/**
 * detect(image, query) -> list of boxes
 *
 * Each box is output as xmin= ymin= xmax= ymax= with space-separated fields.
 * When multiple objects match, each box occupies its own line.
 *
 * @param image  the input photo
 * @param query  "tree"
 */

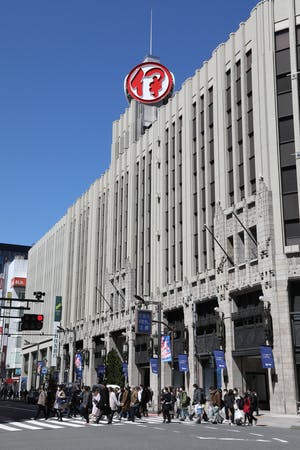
xmin=105 ymin=348 xmax=124 ymax=386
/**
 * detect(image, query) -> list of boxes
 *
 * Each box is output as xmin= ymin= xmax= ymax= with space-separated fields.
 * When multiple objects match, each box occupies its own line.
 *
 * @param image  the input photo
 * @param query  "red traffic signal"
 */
xmin=20 ymin=314 xmax=44 ymax=331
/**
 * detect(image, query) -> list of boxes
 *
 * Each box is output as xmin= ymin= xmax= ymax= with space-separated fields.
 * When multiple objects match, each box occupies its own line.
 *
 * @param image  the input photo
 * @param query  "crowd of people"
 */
xmin=161 ymin=384 xmax=259 ymax=426
xmin=32 ymin=383 xmax=153 ymax=423
xmin=2 ymin=379 xmax=259 ymax=427
xmin=30 ymin=382 xmax=258 ymax=427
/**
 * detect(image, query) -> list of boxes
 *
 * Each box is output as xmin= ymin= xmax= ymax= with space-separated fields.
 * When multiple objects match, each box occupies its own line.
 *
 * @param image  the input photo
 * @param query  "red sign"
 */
xmin=0 ymin=326 xmax=3 ymax=335
xmin=125 ymin=62 xmax=174 ymax=104
xmin=11 ymin=277 xmax=26 ymax=288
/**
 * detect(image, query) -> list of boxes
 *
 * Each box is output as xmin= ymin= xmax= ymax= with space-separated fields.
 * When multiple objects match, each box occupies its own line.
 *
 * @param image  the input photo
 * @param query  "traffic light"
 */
xmin=20 ymin=314 xmax=44 ymax=331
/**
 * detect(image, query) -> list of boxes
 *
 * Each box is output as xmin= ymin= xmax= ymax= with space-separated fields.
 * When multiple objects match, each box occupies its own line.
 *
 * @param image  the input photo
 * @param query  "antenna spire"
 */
xmin=149 ymin=9 xmax=153 ymax=55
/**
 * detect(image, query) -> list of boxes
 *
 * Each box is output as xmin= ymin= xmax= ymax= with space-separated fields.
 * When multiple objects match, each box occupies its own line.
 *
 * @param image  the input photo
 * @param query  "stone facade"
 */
xmin=22 ymin=0 xmax=300 ymax=414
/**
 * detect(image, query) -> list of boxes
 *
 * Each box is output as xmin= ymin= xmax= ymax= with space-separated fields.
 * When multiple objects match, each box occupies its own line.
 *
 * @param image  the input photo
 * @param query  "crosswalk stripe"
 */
xmin=27 ymin=420 xmax=64 ymax=429
xmin=0 ymin=424 xmax=21 ymax=431
xmin=46 ymin=420 xmax=84 ymax=428
xmin=10 ymin=421 xmax=43 ymax=430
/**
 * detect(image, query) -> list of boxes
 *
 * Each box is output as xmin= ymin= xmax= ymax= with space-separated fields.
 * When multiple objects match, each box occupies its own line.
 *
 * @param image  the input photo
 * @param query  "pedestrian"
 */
xmin=190 ymin=383 xmax=206 ymax=422
xmin=243 ymin=393 xmax=258 ymax=426
xmin=224 ymin=388 xmax=235 ymax=424
xmin=179 ymin=387 xmax=190 ymax=421
xmin=120 ymin=385 xmax=131 ymax=420
xmin=90 ymin=388 xmax=101 ymax=423
xmin=96 ymin=382 xmax=110 ymax=423
xmin=129 ymin=386 xmax=140 ymax=422
xmin=108 ymin=386 xmax=118 ymax=423
xmin=53 ymin=385 xmax=66 ymax=421
xmin=161 ymin=387 xmax=172 ymax=423
xmin=34 ymin=386 xmax=48 ymax=420
xmin=140 ymin=385 xmax=150 ymax=417
xmin=80 ymin=386 xmax=92 ymax=424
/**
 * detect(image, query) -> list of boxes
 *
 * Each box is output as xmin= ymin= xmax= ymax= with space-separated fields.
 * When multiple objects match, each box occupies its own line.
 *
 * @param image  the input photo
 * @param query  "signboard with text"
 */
xmin=260 ymin=346 xmax=275 ymax=369
xmin=135 ymin=309 xmax=152 ymax=335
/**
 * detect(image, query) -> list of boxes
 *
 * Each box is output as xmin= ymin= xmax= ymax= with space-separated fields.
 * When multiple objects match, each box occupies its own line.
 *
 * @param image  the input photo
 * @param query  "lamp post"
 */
xmin=134 ymin=295 xmax=162 ymax=413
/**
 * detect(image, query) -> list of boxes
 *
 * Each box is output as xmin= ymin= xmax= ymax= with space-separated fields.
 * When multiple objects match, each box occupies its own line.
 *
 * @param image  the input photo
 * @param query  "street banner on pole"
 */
xmin=213 ymin=350 xmax=227 ymax=369
xmin=122 ymin=362 xmax=128 ymax=377
xmin=161 ymin=335 xmax=172 ymax=362
xmin=260 ymin=346 xmax=275 ymax=368
xmin=150 ymin=358 xmax=159 ymax=374
xmin=74 ymin=353 xmax=83 ymax=380
xmin=97 ymin=364 xmax=106 ymax=376
xmin=178 ymin=354 xmax=189 ymax=372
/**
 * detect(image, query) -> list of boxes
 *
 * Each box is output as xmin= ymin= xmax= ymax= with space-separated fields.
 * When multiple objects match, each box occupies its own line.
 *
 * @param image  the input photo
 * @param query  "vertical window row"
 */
xmin=246 ymin=51 xmax=256 ymax=195
xmin=112 ymin=181 xmax=118 ymax=271
xmin=178 ymin=117 xmax=183 ymax=281
xmin=134 ymin=162 xmax=139 ymax=292
xmin=275 ymin=29 xmax=300 ymax=244
xmin=199 ymin=95 xmax=207 ymax=270
xmin=236 ymin=60 xmax=245 ymax=201
xmin=208 ymin=87 xmax=215 ymax=266
xmin=164 ymin=129 xmax=169 ymax=284
xmin=192 ymin=103 xmax=199 ymax=274
xmin=226 ymin=69 xmax=234 ymax=206
xmin=145 ymin=152 xmax=152 ymax=294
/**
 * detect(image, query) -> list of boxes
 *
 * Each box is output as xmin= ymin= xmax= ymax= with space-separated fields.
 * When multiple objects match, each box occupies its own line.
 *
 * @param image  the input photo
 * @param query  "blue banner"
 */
xmin=74 ymin=353 xmax=83 ymax=379
xmin=122 ymin=362 xmax=128 ymax=377
xmin=97 ymin=364 xmax=106 ymax=376
xmin=213 ymin=350 xmax=227 ymax=369
xmin=161 ymin=335 xmax=172 ymax=362
xmin=260 ymin=346 xmax=275 ymax=369
xmin=135 ymin=310 xmax=152 ymax=334
xmin=150 ymin=358 xmax=159 ymax=374
xmin=178 ymin=354 xmax=189 ymax=372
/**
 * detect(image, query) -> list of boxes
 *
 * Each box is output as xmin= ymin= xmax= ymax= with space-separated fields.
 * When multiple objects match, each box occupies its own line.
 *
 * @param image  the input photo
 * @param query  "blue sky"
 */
xmin=0 ymin=0 xmax=259 ymax=246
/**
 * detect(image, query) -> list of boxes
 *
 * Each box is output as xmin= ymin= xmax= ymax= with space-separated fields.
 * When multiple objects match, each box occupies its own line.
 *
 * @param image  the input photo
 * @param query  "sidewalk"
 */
xmin=255 ymin=410 xmax=300 ymax=429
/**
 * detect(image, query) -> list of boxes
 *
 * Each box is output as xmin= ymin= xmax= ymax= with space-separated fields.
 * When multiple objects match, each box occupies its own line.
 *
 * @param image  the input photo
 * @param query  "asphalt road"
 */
xmin=0 ymin=402 xmax=299 ymax=450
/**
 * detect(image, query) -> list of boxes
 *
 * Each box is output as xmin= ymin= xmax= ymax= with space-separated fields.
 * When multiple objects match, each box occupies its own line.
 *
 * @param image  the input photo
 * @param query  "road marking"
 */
xmin=0 ymin=424 xmax=21 ymax=431
xmin=10 ymin=421 xmax=43 ymax=430
xmin=173 ymin=430 xmax=180 ymax=433
xmin=154 ymin=427 xmax=165 ymax=430
xmin=273 ymin=438 xmax=289 ymax=443
xmin=197 ymin=436 xmax=272 ymax=443
xmin=46 ymin=420 xmax=84 ymax=428
xmin=249 ymin=432 xmax=264 ymax=437
xmin=204 ymin=426 xmax=218 ymax=430
xmin=27 ymin=420 xmax=63 ymax=429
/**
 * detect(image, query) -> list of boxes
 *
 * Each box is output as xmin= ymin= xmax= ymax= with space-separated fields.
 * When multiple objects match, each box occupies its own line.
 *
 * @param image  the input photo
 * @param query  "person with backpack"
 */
xmin=178 ymin=387 xmax=190 ymax=421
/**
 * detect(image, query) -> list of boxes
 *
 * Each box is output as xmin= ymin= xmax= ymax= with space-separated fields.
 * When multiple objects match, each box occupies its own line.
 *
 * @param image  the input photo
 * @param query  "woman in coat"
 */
xmin=53 ymin=386 xmax=66 ymax=421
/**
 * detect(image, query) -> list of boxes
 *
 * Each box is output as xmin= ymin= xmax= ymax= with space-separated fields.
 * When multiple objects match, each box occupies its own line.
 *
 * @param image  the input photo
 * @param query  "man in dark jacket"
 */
xmin=96 ymin=382 xmax=111 ymax=424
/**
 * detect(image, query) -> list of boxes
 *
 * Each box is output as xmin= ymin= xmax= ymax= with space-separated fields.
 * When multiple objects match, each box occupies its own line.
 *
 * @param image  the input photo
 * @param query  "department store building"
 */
xmin=22 ymin=0 xmax=300 ymax=414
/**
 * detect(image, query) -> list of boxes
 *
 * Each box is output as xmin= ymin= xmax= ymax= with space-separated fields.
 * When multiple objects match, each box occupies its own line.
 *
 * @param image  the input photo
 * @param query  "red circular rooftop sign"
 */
xmin=125 ymin=62 xmax=174 ymax=104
